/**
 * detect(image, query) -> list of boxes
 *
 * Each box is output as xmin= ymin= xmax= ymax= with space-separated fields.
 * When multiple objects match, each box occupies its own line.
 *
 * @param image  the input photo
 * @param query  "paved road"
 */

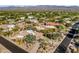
xmin=0 ymin=36 xmax=28 ymax=53
xmin=54 ymin=22 xmax=79 ymax=53
xmin=0 ymin=44 xmax=11 ymax=53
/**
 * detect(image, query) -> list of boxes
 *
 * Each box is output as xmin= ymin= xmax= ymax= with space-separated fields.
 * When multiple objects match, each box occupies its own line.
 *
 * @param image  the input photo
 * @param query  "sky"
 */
xmin=0 ymin=0 xmax=79 ymax=6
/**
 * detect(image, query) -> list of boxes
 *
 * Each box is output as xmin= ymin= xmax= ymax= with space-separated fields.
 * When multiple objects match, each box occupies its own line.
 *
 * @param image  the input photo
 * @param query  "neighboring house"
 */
xmin=28 ymin=16 xmax=38 ymax=23
xmin=28 ymin=16 xmax=34 ymax=19
xmin=7 ymin=24 xmax=15 ymax=28
xmin=0 ymin=24 xmax=15 ymax=31
xmin=27 ymin=30 xmax=36 ymax=35
xmin=35 ymin=26 xmax=45 ymax=30
xmin=44 ymin=22 xmax=61 ymax=29
xmin=20 ymin=17 xmax=25 ymax=20
xmin=66 ymin=21 xmax=71 ymax=24
xmin=7 ymin=24 xmax=15 ymax=31
xmin=64 ymin=18 xmax=71 ymax=21
xmin=29 ymin=19 xmax=38 ymax=23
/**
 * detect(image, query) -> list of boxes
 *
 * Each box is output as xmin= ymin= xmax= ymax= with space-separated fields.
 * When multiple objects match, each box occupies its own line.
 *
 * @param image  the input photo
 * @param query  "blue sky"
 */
xmin=0 ymin=0 xmax=79 ymax=6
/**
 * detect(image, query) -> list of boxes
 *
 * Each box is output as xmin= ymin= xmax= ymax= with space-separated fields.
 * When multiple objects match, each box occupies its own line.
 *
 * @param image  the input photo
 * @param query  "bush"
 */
xmin=24 ymin=34 xmax=36 ymax=43
xmin=43 ymin=32 xmax=60 ymax=40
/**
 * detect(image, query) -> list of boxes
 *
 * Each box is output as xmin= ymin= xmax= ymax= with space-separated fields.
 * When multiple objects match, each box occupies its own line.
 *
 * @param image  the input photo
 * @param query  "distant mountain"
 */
xmin=0 ymin=5 xmax=79 ymax=11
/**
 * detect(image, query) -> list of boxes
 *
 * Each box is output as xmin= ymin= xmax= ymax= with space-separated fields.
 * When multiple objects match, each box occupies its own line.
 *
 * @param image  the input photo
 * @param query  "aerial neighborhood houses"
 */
xmin=0 ymin=11 xmax=78 ymax=53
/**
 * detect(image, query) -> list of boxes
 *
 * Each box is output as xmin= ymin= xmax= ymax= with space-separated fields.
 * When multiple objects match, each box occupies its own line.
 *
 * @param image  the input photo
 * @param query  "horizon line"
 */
xmin=0 ymin=5 xmax=79 ymax=7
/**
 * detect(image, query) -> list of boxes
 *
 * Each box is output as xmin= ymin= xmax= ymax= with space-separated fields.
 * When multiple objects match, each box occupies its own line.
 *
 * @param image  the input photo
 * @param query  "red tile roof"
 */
xmin=45 ymin=22 xmax=61 ymax=26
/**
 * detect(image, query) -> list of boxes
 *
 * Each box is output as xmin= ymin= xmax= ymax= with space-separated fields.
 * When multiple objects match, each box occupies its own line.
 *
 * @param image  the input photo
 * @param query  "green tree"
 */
xmin=24 ymin=34 xmax=36 ymax=43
